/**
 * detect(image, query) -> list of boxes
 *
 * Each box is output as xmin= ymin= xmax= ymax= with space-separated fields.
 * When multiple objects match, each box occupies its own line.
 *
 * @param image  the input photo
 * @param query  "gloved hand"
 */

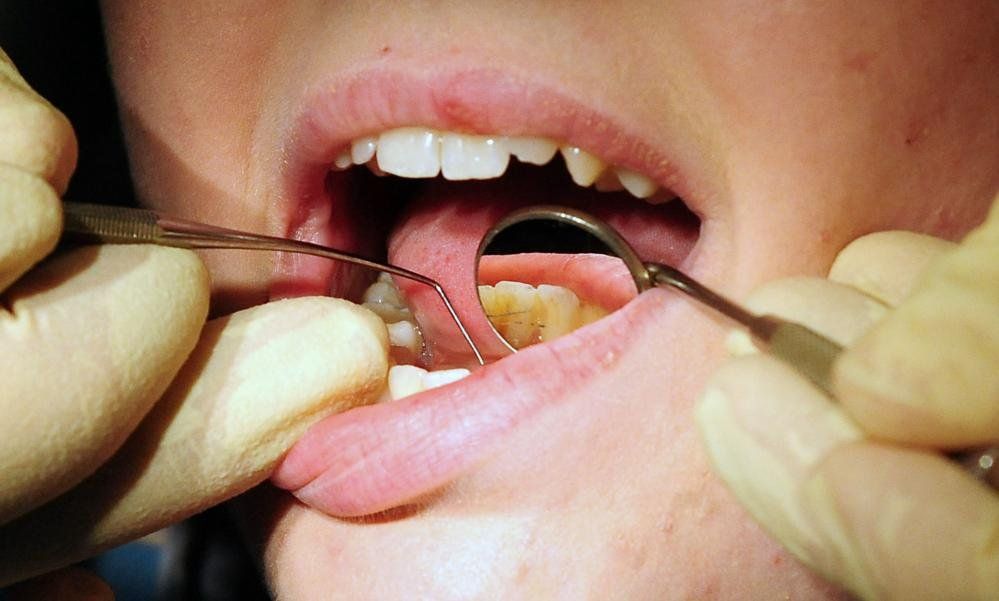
xmin=0 ymin=49 xmax=390 ymax=587
xmin=697 ymin=197 xmax=999 ymax=600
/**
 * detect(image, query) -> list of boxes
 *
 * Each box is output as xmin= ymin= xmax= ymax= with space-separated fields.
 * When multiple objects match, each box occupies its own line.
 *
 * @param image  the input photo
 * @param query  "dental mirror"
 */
xmin=475 ymin=205 xmax=843 ymax=392
xmin=475 ymin=205 xmax=999 ymax=490
xmin=474 ymin=206 xmax=645 ymax=352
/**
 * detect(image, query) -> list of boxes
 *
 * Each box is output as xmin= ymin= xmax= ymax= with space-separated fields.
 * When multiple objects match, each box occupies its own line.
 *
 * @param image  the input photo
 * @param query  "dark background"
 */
xmin=1 ymin=1 xmax=135 ymax=205
xmin=1 ymin=4 xmax=271 ymax=598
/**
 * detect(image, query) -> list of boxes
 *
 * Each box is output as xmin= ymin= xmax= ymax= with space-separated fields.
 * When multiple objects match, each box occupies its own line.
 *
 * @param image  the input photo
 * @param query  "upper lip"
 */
xmin=279 ymin=63 xmax=710 ymax=243
xmin=268 ymin=60 xmax=709 ymax=517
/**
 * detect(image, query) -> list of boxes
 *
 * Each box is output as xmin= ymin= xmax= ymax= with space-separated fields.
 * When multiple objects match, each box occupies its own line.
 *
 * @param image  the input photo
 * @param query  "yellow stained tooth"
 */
xmin=537 ymin=284 xmax=581 ymax=341
xmin=492 ymin=281 xmax=538 ymax=348
xmin=479 ymin=281 xmax=610 ymax=349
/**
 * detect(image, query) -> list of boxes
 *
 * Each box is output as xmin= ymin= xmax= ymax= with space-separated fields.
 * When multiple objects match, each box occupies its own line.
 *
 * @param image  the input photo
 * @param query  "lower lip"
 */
xmin=271 ymin=288 xmax=671 ymax=517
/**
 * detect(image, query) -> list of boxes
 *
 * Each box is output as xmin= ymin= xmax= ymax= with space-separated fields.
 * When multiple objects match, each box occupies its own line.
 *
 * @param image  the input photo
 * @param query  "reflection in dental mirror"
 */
xmin=474 ymin=206 xmax=644 ymax=352
xmin=476 ymin=205 xmax=999 ymax=491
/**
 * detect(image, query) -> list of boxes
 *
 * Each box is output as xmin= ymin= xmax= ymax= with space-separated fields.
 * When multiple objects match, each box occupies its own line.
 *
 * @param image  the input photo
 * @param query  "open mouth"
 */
xmin=268 ymin=67 xmax=704 ymax=517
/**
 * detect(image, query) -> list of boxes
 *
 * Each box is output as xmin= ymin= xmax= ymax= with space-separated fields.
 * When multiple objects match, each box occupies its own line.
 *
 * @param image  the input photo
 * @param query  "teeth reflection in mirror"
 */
xmin=616 ymin=167 xmax=657 ymax=198
xmin=504 ymin=136 xmax=558 ymax=165
xmin=441 ymin=134 xmax=511 ymax=180
xmin=479 ymin=280 xmax=609 ymax=349
xmin=536 ymin=284 xmax=580 ymax=341
xmin=351 ymin=136 xmax=377 ymax=164
xmin=559 ymin=145 xmax=606 ymax=187
xmin=385 ymin=364 xmax=471 ymax=401
xmin=377 ymin=127 xmax=441 ymax=177
xmin=492 ymin=281 xmax=538 ymax=348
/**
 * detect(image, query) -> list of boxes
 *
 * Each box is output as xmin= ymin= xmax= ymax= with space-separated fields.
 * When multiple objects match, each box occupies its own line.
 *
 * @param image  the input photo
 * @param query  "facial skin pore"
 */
xmin=100 ymin=1 xmax=997 ymax=598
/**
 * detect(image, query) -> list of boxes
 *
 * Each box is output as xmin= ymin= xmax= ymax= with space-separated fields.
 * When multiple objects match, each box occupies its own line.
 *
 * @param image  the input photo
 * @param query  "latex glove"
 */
xmin=697 ymin=197 xmax=999 ymax=601
xmin=0 ymin=49 xmax=390 ymax=586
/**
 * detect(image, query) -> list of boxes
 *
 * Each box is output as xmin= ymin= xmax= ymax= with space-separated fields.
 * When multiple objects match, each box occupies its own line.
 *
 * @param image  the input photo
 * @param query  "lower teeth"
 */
xmin=477 ymin=280 xmax=607 ymax=349
xmin=358 ymin=274 xmax=605 ymax=401
xmin=361 ymin=272 xmax=425 ymax=358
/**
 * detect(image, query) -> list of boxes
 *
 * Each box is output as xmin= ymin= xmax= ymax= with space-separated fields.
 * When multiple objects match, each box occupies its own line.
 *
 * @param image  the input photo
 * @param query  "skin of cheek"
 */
xmin=677 ymin=0 xmax=999 ymax=297
xmin=101 ymin=0 xmax=295 ymax=313
xmin=236 ymin=303 xmax=846 ymax=600
xmin=98 ymin=0 xmax=996 ymax=598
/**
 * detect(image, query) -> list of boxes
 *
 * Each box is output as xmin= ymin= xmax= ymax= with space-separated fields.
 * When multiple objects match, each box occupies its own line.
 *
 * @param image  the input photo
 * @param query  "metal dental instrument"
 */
xmin=476 ymin=205 xmax=998 ymax=488
xmin=60 ymin=201 xmax=485 ymax=366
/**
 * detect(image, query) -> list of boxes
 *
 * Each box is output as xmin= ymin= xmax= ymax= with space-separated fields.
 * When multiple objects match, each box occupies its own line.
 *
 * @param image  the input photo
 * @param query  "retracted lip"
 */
xmin=272 ymin=288 xmax=676 ymax=517
xmin=269 ymin=62 xmax=711 ymax=517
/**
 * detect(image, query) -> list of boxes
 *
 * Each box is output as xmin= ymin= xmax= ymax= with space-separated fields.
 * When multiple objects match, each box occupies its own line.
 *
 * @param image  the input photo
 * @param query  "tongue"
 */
xmin=386 ymin=164 xmax=699 ymax=367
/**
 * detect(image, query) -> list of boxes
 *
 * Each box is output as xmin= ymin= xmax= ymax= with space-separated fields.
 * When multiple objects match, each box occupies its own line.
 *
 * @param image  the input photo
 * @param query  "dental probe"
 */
xmin=59 ymin=201 xmax=485 ymax=366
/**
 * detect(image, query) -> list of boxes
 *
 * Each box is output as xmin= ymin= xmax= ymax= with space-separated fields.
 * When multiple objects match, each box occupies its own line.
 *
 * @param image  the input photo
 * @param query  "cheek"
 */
xmin=102 ymin=1 xmax=285 ymax=221
xmin=245 ymin=306 xmax=844 ymax=598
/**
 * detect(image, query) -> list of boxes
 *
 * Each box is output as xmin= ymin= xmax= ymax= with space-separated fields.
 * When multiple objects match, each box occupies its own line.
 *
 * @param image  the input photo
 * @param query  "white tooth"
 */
xmin=332 ymin=150 xmax=353 ymax=171
xmin=362 ymin=279 xmax=404 ymax=308
xmin=422 ymin=368 xmax=470 ymax=390
xmin=440 ymin=133 xmax=511 ymax=180
xmin=387 ymin=320 xmax=422 ymax=355
xmin=504 ymin=136 xmax=558 ymax=165
xmin=615 ymin=167 xmax=658 ymax=199
xmin=559 ymin=145 xmax=606 ymax=187
xmin=376 ymin=127 xmax=441 ymax=178
xmin=351 ymin=136 xmax=377 ymax=164
xmin=363 ymin=301 xmax=409 ymax=324
xmin=387 ymin=364 xmax=427 ymax=400
xmin=593 ymin=170 xmax=625 ymax=192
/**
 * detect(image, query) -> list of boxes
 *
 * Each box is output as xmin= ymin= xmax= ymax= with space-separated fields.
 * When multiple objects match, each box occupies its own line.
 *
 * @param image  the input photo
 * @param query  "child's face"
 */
xmin=101 ymin=1 xmax=997 ymax=597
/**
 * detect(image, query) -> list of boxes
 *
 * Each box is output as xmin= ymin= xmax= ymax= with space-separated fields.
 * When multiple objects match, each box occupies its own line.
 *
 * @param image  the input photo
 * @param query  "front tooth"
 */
xmin=615 ymin=167 xmax=658 ymax=198
xmin=351 ymin=136 xmax=377 ymax=164
xmin=376 ymin=127 xmax=441 ymax=178
xmin=504 ymin=136 xmax=558 ymax=165
xmin=559 ymin=145 xmax=606 ymax=187
xmin=441 ymin=133 xmax=510 ymax=180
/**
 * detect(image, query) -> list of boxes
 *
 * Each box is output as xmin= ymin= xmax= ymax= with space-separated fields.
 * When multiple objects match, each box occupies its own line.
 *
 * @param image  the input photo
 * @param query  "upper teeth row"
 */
xmin=331 ymin=126 xmax=670 ymax=202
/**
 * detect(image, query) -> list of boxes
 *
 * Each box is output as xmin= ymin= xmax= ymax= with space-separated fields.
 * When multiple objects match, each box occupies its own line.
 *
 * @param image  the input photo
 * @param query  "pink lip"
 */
xmin=272 ymin=64 xmax=707 ymax=297
xmin=271 ymin=289 xmax=672 ymax=517
xmin=269 ymin=63 xmax=706 ymax=516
